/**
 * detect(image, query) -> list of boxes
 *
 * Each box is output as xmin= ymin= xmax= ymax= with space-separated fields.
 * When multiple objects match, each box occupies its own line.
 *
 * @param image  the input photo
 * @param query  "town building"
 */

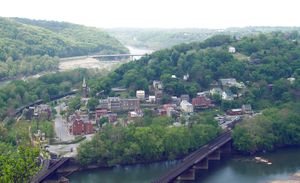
xmin=136 ymin=90 xmax=145 ymax=100
xmin=69 ymin=117 xmax=93 ymax=135
xmin=82 ymin=77 xmax=89 ymax=98
xmin=153 ymin=80 xmax=163 ymax=90
xmin=108 ymin=97 xmax=121 ymax=111
xmin=121 ymin=98 xmax=140 ymax=111
xmin=34 ymin=104 xmax=52 ymax=120
xmin=98 ymin=97 xmax=140 ymax=112
xmin=219 ymin=78 xmax=245 ymax=89
xmin=287 ymin=77 xmax=296 ymax=84
xmin=107 ymin=113 xmax=118 ymax=123
xmin=155 ymin=90 xmax=163 ymax=101
xmin=148 ymin=95 xmax=156 ymax=103
xmin=180 ymin=94 xmax=190 ymax=102
xmin=242 ymin=104 xmax=253 ymax=114
xmin=228 ymin=46 xmax=236 ymax=53
xmin=128 ymin=109 xmax=143 ymax=119
xmin=192 ymin=96 xmax=214 ymax=110
xmin=95 ymin=109 xmax=108 ymax=120
xmin=180 ymin=100 xmax=193 ymax=113
xmin=227 ymin=108 xmax=243 ymax=116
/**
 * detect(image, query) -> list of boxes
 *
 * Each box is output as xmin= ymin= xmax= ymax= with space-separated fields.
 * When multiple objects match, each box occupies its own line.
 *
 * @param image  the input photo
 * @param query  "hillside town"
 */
xmin=45 ymin=71 xmax=259 ymax=158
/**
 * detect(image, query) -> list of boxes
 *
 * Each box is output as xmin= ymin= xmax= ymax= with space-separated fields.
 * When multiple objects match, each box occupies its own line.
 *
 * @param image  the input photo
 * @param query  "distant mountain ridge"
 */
xmin=0 ymin=17 xmax=128 ymax=61
xmin=107 ymin=27 xmax=300 ymax=50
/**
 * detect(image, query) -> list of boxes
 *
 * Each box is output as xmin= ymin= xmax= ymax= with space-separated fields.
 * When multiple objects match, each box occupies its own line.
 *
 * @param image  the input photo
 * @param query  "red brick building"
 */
xmin=95 ymin=109 xmax=108 ymax=120
xmin=69 ymin=118 xmax=94 ymax=135
xmin=192 ymin=96 xmax=214 ymax=110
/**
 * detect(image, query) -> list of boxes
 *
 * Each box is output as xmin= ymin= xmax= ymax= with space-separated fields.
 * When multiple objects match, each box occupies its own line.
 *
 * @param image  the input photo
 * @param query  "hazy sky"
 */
xmin=1 ymin=0 xmax=299 ymax=29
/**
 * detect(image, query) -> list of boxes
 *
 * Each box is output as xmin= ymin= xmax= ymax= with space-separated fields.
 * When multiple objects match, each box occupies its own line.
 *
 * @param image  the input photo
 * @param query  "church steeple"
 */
xmin=82 ymin=77 xmax=88 ymax=98
xmin=82 ymin=77 xmax=87 ymax=88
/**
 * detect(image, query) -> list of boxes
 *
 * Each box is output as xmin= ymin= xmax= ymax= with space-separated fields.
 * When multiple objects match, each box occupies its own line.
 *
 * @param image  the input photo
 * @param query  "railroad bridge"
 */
xmin=31 ymin=157 xmax=74 ymax=183
xmin=153 ymin=130 xmax=232 ymax=183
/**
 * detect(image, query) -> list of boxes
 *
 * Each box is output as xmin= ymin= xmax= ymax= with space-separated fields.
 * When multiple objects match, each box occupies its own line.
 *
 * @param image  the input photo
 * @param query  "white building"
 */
xmin=180 ymin=100 xmax=193 ymax=113
xmin=228 ymin=46 xmax=236 ymax=53
xmin=148 ymin=95 xmax=156 ymax=103
xmin=136 ymin=90 xmax=145 ymax=99
xmin=287 ymin=77 xmax=296 ymax=84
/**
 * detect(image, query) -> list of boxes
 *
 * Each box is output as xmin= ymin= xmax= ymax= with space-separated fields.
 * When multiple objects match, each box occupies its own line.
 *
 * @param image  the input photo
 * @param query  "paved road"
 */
xmin=54 ymin=105 xmax=74 ymax=142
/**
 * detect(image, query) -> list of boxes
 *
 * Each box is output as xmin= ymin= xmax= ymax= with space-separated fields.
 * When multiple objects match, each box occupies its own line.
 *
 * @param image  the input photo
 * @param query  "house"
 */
xmin=180 ymin=94 xmax=190 ymax=102
xmin=155 ymin=90 xmax=163 ymax=100
xmin=148 ymin=95 xmax=156 ymax=103
xmin=98 ymin=99 xmax=109 ymax=109
xmin=220 ymin=78 xmax=238 ymax=88
xmin=242 ymin=104 xmax=253 ymax=114
xmin=180 ymin=100 xmax=193 ymax=113
xmin=210 ymin=88 xmax=223 ymax=96
xmin=95 ymin=109 xmax=108 ymax=120
xmin=220 ymin=78 xmax=245 ymax=89
xmin=183 ymin=74 xmax=189 ymax=81
xmin=171 ymin=96 xmax=181 ymax=105
xmin=287 ymin=77 xmax=296 ymax=84
xmin=153 ymin=80 xmax=163 ymax=90
xmin=108 ymin=97 xmax=121 ymax=111
xmin=222 ymin=90 xmax=235 ymax=101
xmin=128 ymin=109 xmax=143 ymax=119
xmin=107 ymin=113 xmax=118 ymax=123
xmin=136 ymin=90 xmax=145 ymax=100
xmin=69 ymin=118 xmax=93 ymax=135
xmin=34 ymin=104 xmax=52 ymax=120
xmin=228 ymin=46 xmax=236 ymax=53
xmin=121 ymin=98 xmax=140 ymax=110
xmin=171 ymin=75 xmax=177 ymax=79
xmin=192 ymin=96 xmax=214 ymax=109
xmin=227 ymin=109 xmax=243 ymax=116
xmin=163 ymin=104 xmax=177 ymax=117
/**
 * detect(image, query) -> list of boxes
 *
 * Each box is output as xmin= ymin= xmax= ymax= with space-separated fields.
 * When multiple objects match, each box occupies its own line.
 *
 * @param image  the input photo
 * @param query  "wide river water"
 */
xmin=69 ymin=147 xmax=300 ymax=183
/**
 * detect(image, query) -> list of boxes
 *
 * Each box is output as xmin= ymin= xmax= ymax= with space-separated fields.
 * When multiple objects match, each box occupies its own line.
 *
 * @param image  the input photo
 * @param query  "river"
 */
xmin=0 ymin=46 xmax=153 ymax=87
xmin=69 ymin=147 xmax=300 ymax=183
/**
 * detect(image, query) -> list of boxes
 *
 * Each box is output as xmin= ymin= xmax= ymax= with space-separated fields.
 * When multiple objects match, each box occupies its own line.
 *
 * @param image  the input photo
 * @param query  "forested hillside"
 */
xmin=90 ymin=32 xmax=300 ymax=110
xmin=0 ymin=17 xmax=127 ymax=60
xmin=12 ymin=18 xmax=128 ymax=56
xmin=0 ymin=17 xmax=128 ymax=80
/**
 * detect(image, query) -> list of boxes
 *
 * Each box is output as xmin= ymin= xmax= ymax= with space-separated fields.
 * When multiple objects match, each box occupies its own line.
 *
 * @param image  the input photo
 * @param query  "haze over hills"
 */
xmin=108 ymin=27 xmax=300 ymax=50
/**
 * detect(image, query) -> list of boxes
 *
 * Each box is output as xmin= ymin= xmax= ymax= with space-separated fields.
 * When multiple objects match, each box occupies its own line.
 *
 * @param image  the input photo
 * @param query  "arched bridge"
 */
xmin=153 ymin=130 xmax=232 ymax=183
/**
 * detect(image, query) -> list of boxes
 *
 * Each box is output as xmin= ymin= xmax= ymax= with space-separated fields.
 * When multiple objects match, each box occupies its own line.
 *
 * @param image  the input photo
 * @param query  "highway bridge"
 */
xmin=59 ymin=53 xmax=147 ymax=62
xmin=153 ymin=130 xmax=232 ymax=183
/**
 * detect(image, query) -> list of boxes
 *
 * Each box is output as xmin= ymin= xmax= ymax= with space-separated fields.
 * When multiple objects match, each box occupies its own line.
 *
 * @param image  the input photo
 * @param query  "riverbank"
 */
xmin=269 ymin=172 xmax=300 ymax=183
xmin=69 ymin=147 xmax=300 ymax=183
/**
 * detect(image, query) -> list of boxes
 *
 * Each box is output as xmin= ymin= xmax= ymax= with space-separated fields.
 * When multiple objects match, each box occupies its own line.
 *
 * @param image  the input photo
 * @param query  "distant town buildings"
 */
xmin=136 ymin=90 xmax=145 ymax=100
xmin=180 ymin=100 xmax=193 ymax=113
xmin=69 ymin=115 xmax=93 ymax=135
xmin=98 ymin=97 xmax=140 ymax=112
xmin=228 ymin=46 xmax=236 ymax=53
xmin=192 ymin=95 xmax=214 ymax=110
xmin=82 ymin=77 xmax=89 ymax=98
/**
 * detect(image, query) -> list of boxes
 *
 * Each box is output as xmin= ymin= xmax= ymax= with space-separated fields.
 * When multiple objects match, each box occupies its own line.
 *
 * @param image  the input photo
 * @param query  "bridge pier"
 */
xmin=220 ymin=141 xmax=232 ymax=153
xmin=194 ymin=158 xmax=208 ymax=169
xmin=208 ymin=149 xmax=221 ymax=160
xmin=177 ymin=168 xmax=196 ymax=181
